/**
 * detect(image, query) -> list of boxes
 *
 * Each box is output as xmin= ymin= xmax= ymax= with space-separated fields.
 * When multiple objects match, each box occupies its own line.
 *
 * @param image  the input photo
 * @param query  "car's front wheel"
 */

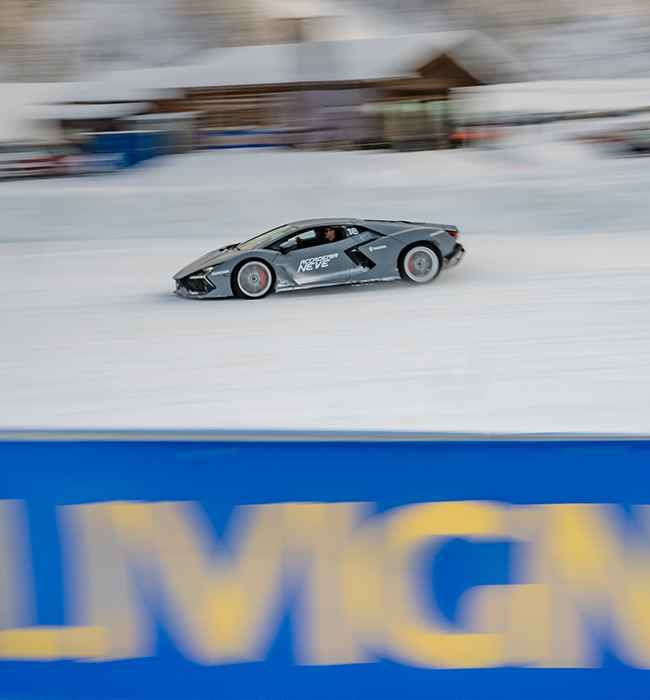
xmin=232 ymin=259 xmax=275 ymax=299
xmin=398 ymin=244 xmax=441 ymax=284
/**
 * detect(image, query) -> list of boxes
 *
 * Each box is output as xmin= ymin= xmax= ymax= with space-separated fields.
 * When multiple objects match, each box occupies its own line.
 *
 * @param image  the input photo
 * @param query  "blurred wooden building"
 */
xmin=38 ymin=30 xmax=522 ymax=151
xmin=147 ymin=31 xmax=521 ymax=149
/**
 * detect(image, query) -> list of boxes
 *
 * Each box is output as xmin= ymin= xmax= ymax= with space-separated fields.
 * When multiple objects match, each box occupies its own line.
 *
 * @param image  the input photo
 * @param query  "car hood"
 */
xmin=173 ymin=246 xmax=240 ymax=279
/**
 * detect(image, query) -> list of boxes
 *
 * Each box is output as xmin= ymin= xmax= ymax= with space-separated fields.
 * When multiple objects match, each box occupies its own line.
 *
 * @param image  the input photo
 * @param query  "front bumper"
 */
xmin=174 ymin=270 xmax=233 ymax=299
xmin=444 ymin=243 xmax=465 ymax=269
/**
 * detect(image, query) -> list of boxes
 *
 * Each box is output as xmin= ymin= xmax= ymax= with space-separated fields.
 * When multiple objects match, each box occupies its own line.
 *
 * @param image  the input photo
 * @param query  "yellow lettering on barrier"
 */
xmin=3 ymin=498 xmax=650 ymax=669
xmin=341 ymin=511 xmax=385 ymax=654
xmin=526 ymin=504 xmax=650 ymax=668
xmin=0 ymin=501 xmax=33 ymax=630
xmin=0 ymin=626 xmax=107 ymax=661
xmin=59 ymin=502 xmax=155 ymax=661
xmin=458 ymin=582 xmax=554 ymax=666
xmin=504 ymin=505 xmax=590 ymax=667
xmin=284 ymin=502 xmax=372 ymax=665
xmin=381 ymin=501 xmax=510 ymax=668
xmin=0 ymin=501 xmax=110 ymax=661
xmin=60 ymin=501 xmax=370 ymax=665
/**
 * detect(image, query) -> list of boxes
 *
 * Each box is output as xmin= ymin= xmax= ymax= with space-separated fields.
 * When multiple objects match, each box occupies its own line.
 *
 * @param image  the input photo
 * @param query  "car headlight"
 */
xmin=207 ymin=266 xmax=231 ymax=277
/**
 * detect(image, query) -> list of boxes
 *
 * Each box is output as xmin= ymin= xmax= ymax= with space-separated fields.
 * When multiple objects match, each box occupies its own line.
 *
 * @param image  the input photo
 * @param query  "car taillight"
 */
xmin=446 ymin=228 xmax=460 ymax=239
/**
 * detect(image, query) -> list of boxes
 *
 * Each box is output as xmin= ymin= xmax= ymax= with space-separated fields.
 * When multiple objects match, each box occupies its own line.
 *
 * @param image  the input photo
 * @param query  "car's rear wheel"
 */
xmin=399 ymin=243 xmax=442 ymax=284
xmin=232 ymin=260 xmax=275 ymax=299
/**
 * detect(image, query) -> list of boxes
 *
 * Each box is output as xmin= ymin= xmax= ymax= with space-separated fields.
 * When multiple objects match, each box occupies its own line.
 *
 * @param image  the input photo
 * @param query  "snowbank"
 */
xmin=0 ymin=83 xmax=64 ymax=142
xmin=458 ymin=79 xmax=650 ymax=118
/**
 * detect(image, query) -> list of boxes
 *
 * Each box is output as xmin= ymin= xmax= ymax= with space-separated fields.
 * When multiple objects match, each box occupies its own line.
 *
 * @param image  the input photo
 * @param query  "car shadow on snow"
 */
xmin=264 ymin=271 xmax=464 ymax=302
xmin=152 ymin=273 xmax=463 ymax=306
xmin=271 ymin=279 xmax=406 ymax=300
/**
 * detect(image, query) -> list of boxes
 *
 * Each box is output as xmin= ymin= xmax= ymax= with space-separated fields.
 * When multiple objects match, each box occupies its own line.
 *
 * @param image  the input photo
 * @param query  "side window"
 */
xmin=277 ymin=229 xmax=317 ymax=252
xmin=296 ymin=230 xmax=319 ymax=248
xmin=277 ymin=227 xmax=348 ymax=253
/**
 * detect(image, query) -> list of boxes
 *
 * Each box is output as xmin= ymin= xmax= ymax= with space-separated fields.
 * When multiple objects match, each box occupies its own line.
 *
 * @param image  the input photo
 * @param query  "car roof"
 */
xmin=288 ymin=218 xmax=421 ymax=229
xmin=288 ymin=218 xmax=363 ymax=228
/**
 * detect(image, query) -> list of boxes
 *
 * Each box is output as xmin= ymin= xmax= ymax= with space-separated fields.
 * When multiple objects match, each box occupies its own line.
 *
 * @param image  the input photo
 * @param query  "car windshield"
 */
xmin=237 ymin=224 xmax=297 ymax=251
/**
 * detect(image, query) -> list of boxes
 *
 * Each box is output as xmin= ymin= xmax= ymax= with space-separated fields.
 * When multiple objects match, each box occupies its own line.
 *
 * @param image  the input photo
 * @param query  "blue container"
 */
xmin=82 ymin=131 xmax=169 ymax=167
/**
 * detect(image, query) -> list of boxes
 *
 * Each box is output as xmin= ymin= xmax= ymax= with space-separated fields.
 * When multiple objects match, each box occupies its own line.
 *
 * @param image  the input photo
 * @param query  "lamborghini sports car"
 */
xmin=174 ymin=218 xmax=465 ymax=300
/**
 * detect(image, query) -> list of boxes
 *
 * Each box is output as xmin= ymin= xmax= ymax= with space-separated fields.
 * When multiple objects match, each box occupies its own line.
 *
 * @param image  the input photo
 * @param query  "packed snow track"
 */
xmin=1 ymin=145 xmax=649 ymax=433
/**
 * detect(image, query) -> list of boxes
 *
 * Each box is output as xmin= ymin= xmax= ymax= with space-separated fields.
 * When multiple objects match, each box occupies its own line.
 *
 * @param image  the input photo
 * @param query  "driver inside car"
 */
xmin=320 ymin=226 xmax=342 ymax=243
xmin=296 ymin=226 xmax=342 ymax=249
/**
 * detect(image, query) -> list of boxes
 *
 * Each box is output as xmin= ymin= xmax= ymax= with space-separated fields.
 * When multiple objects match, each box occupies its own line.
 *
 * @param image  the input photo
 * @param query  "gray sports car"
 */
xmin=174 ymin=218 xmax=465 ymax=300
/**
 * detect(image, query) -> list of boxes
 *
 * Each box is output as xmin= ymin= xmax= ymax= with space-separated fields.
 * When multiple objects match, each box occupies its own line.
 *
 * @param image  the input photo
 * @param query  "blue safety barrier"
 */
xmin=1 ymin=432 xmax=650 ymax=700
xmin=82 ymin=131 xmax=170 ymax=167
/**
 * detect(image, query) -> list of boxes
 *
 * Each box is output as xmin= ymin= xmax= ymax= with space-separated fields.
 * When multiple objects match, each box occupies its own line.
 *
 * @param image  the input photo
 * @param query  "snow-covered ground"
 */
xmin=1 ymin=135 xmax=649 ymax=433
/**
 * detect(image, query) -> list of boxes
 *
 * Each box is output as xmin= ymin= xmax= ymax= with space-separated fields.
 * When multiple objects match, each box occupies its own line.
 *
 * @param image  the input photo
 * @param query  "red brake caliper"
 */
xmin=258 ymin=266 xmax=268 ymax=289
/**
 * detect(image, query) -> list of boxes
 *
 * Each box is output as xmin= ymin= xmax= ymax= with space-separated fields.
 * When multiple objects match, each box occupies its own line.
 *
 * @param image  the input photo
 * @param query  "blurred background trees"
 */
xmin=1 ymin=0 xmax=649 ymax=81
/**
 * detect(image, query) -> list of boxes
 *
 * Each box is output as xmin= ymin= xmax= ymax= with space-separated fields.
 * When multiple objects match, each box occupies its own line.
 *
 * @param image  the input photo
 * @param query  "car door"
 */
xmin=277 ymin=230 xmax=357 ymax=288
xmin=341 ymin=225 xmax=390 ymax=282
